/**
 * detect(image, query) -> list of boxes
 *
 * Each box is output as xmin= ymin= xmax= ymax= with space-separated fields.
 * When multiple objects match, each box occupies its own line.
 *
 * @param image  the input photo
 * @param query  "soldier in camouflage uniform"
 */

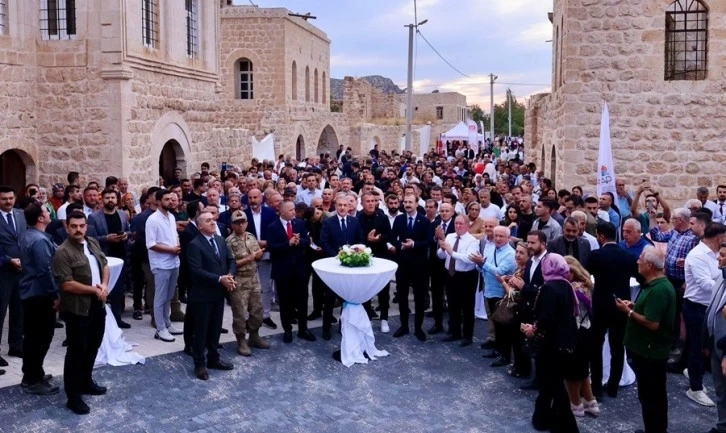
xmin=225 ymin=210 xmax=270 ymax=356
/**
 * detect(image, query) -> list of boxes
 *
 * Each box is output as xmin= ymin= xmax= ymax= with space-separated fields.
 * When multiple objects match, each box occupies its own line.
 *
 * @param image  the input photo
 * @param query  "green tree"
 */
xmin=470 ymin=105 xmax=485 ymax=124
xmin=492 ymin=90 xmax=525 ymax=136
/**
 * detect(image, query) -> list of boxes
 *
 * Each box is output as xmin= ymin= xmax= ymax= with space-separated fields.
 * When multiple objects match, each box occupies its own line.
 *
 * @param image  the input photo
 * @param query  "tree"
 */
xmin=492 ymin=91 xmax=525 ymax=137
xmin=470 ymin=105 xmax=485 ymax=124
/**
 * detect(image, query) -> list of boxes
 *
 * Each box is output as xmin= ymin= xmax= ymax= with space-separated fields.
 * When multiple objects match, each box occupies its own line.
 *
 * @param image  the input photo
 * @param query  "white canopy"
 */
xmin=441 ymin=121 xmax=483 ymax=142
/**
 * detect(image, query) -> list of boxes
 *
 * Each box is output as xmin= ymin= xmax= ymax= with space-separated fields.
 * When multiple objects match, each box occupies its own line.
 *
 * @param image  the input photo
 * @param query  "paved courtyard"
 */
xmin=0 ymin=305 xmax=718 ymax=433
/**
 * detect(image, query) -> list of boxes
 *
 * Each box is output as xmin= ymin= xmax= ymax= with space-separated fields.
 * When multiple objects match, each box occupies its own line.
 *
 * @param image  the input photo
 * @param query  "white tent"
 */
xmin=441 ymin=121 xmax=483 ymax=142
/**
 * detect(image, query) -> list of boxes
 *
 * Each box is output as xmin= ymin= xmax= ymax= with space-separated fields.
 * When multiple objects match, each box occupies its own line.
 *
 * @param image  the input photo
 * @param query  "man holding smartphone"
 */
xmin=631 ymin=181 xmax=672 ymax=233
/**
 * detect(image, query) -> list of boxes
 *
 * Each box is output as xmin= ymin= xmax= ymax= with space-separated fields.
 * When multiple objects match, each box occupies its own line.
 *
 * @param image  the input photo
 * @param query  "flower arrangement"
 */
xmin=337 ymin=244 xmax=373 ymax=267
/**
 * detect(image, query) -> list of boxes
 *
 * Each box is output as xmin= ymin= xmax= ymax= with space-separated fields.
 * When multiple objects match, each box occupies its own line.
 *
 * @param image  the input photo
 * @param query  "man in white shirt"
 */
xmin=682 ymin=223 xmax=726 ymax=407
xmin=146 ymin=190 xmax=182 ymax=342
xmin=478 ymin=189 xmax=503 ymax=221
xmin=437 ymin=215 xmax=480 ymax=346
xmin=296 ymin=173 xmax=322 ymax=206
xmin=56 ymin=185 xmax=83 ymax=221
xmin=711 ymin=185 xmax=726 ymax=224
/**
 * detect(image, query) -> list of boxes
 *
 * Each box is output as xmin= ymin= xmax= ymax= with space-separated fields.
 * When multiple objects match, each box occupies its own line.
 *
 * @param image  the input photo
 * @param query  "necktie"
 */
xmin=448 ymin=236 xmax=460 ymax=276
xmin=408 ymin=217 xmax=414 ymax=231
xmin=6 ymin=213 xmax=15 ymax=235
xmin=286 ymin=221 xmax=293 ymax=240
xmin=442 ymin=222 xmax=447 ymax=233
xmin=720 ymin=203 xmax=724 ymax=221
xmin=209 ymin=237 xmax=219 ymax=257
xmin=341 ymin=217 xmax=347 ymax=233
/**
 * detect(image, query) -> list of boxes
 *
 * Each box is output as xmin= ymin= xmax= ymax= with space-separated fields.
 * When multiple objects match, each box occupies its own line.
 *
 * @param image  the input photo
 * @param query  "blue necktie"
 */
xmin=407 ymin=217 xmax=413 ymax=232
xmin=6 ymin=213 xmax=15 ymax=235
xmin=209 ymin=237 xmax=219 ymax=257
xmin=341 ymin=217 xmax=348 ymax=244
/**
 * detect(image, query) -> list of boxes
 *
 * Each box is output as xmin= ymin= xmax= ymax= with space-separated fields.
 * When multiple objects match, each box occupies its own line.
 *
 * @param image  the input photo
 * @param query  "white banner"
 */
xmin=251 ymin=133 xmax=275 ymax=161
xmin=597 ymin=102 xmax=616 ymax=197
xmin=479 ymin=120 xmax=486 ymax=145
xmin=415 ymin=125 xmax=431 ymax=155
xmin=400 ymin=135 xmax=406 ymax=153
xmin=466 ymin=119 xmax=478 ymax=152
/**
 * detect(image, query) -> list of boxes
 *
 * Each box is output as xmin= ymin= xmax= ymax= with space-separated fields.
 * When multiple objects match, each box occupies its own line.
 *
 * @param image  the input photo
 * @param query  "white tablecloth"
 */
xmin=312 ymin=257 xmax=397 ymax=367
xmin=600 ymin=278 xmax=639 ymax=387
xmin=95 ymin=257 xmax=145 ymax=367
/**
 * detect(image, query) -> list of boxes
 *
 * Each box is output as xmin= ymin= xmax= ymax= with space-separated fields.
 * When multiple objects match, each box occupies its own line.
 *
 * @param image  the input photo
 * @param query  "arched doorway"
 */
xmin=550 ymin=144 xmax=557 ymax=188
xmin=0 ymin=150 xmax=29 ymax=194
xmin=317 ymin=125 xmax=339 ymax=156
xmin=159 ymin=140 xmax=185 ymax=186
xmin=295 ymin=135 xmax=305 ymax=161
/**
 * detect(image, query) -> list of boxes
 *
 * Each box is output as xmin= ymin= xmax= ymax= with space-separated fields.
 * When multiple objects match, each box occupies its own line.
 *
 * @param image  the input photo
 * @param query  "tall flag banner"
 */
xmin=597 ymin=102 xmax=616 ymax=197
xmin=466 ymin=119 xmax=478 ymax=153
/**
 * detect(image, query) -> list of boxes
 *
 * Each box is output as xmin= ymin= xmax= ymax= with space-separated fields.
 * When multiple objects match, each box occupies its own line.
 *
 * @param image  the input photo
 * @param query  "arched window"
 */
xmin=665 ymin=0 xmax=708 ymax=81
xmin=314 ymin=68 xmax=319 ymax=103
xmin=291 ymin=61 xmax=297 ymax=101
xmin=322 ymin=71 xmax=327 ymax=103
xmin=235 ymin=58 xmax=253 ymax=100
xmin=305 ymin=66 xmax=310 ymax=102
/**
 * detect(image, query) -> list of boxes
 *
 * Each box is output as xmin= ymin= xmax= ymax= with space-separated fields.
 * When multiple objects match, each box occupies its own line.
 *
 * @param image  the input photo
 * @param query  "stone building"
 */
xmin=412 ymin=92 xmax=469 ymax=124
xmin=525 ymin=0 xmax=726 ymax=202
xmin=0 ymin=1 xmax=462 ymax=191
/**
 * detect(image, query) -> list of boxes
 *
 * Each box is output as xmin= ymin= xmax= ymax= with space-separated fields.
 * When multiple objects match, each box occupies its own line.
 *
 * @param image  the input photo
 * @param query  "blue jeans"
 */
xmin=683 ymin=298 xmax=707 ymax=391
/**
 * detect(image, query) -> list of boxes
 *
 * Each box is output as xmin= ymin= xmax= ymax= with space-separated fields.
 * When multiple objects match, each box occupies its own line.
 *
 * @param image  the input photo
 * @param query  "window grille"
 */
xmin=238 ymin=59 xmax=253 ymax=100
xmin=0 ymin=1 xmax=7 ymax=35
xmin=40 ymin=0 xmax=77 ymax=40
xmin=665 ymin=0 xmax=708 ymax=81
xmin=142 ymin=0 xmax=159 ymax=48
xmin=436 ymin=106 xmax=443 ymax=120
xmin=185 ymin=0 xmax=198 ymax=57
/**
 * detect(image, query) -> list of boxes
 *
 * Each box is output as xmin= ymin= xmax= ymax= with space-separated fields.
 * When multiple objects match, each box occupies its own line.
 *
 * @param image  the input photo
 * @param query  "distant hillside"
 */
xmin=330 ymin=75 xmax=404 ymax=100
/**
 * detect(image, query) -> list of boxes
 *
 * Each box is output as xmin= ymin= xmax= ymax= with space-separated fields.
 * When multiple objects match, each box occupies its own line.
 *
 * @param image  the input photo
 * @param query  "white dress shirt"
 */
xmin=529 ymin=251 xmax=547 ymax=282
xmin=145 ymin=209 xmax=180 ymax=270
xmin=479 ymin=204 xmax=503 ymax=221
xmin=437 ymin=232 xmax=478 ymax=272
xmin=684 ymin=241 xmax=720 ymax=306
xmin=711 ymin=200 xmax=726 ymax=224
xmin=583 ymin=232 xmax=600 ymax=251
xmin=82 ymin=241 xmax=101 ymax=286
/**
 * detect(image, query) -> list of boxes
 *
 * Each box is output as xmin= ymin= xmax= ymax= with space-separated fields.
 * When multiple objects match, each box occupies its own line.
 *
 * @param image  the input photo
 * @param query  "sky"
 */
xmin=233 ymin=0 xmax=554 ymax=108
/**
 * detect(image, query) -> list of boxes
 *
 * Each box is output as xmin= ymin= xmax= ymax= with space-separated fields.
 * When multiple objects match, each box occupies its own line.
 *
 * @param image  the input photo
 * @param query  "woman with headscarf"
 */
xmin=521 ymin=253 xmax=580 ymax=433
xmin=37 ymin=187 xmax=57 ymax=220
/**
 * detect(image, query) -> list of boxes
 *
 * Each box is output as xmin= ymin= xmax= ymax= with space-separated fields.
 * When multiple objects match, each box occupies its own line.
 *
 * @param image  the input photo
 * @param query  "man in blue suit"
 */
xmin=245 ymin=188 xmax=278 ymax=330
xmin=0 ymin=185 xmax=27 ymax=364
xmin=320 ymin=192 xmax=365 ymax=340
xmin=267 ymin=201 xmax=315 ymax=343
xmin=390 ymin=194 xmax=431 ymax=341
xmin=186 ymin=210 xmax=237 ymax=380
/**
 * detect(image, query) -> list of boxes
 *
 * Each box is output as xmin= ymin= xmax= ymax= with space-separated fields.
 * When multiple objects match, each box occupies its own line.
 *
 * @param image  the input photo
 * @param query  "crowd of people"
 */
xmin=1 ymin=138 xmax=726 ymax=433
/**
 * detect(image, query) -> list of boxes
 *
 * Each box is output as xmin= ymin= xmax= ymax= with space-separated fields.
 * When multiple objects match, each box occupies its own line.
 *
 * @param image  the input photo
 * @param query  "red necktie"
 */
xmin=286 ymin=221 xmax=293 ymax=240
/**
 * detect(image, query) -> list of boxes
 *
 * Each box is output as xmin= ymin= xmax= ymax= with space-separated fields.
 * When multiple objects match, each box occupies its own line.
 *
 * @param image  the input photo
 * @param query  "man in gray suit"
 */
xmin=89 ymin=189 xmax=130 ymax=328
xmin=547 ymin=217 xmax=591 ymax=265
xmin=705 ymin=242 xmax=726 ymax=432
xmin=0 ymin=185 xmax=26 ymax=366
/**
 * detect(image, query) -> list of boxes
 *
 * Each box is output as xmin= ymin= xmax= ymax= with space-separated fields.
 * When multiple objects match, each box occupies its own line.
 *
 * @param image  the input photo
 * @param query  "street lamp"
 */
xmin=404 ymin=19 xmax=427 ymax=152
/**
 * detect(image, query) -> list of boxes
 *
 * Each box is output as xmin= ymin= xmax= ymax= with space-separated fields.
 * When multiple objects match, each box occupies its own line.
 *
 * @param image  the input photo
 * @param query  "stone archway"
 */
xmin=317 ymin=125 xmax=339 ymax=156
xmin=159 ymin=140 xmax=185 ymax=186
xmin=550 ymin=144 xmax=557 ymax=188
xmin=295 ymin=135 xmax=305 ymax=161
xmin=0 ymin=149 xmax=34 ymax=194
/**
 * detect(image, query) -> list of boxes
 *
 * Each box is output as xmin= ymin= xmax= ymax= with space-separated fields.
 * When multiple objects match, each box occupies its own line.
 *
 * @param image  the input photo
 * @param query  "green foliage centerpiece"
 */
xmin=337 ymin=244 xmax=373 ymax=267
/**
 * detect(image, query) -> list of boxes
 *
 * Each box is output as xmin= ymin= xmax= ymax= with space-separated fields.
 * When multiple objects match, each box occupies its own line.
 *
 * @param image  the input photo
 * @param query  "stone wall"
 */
xmin=412 ymin=92 xmax=467 ymax=124
xmin=526 ymin=0 xmax=726 ymax=202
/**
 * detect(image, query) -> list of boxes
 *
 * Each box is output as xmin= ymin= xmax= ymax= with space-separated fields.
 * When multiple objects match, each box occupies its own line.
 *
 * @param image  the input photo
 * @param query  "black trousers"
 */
xmin=486 ymin=297 xmax=506 ymax=359
xmin=590 ymin=310 xmax=627 ymax=393
xmin=630 ymin=353 xmax=668 ymax=433
xmin=178 ymin=264 xmax=189 ymax=300
xmin=275 ymin=273 xmax=309 ymax=333
xmin=311 ymin=270 xmax=327 ymax=315
xmin=0 ymin=276 xmax=23 ymax=352
xmin=322 ymin=286 xmax=340 ymax=332
xmin=376 ymin=283 xmax=390 ymax=321
xmin=445 ymin=270 xmax=477 ymax=339
xmin=189 ymin=300 xmax=223 ymax=368
xmin=131 ymin=255 xmax=145 ymax=311
xmin=21 ymin=295 xmax=56 ymax=384
xmin=430 ymin=260 xmax=447 ymax=327
xmin=532 ymin=349 xmax=580 ymax=433
xmin=63 ymin=301 xmax=106 ymax=400
xmin=510 ymin=322 xmax=531 ymax=375
xmin=395 ymin=263 xmax=428 ymax=330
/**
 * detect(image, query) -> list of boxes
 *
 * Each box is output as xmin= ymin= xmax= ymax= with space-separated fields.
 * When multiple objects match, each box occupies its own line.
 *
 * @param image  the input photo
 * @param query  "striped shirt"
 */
xmin=649 ymin=227 xmax=699 ymax=281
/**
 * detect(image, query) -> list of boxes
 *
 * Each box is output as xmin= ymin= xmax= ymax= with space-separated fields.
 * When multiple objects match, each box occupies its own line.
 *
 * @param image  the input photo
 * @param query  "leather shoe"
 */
xmin=298 ymin=330 xmax=317 ymax=342
xmin=207 ymin=360 xmax=234 ymax=370
xmin=414 ymin=329 xmax=427 ymax=342
xmin=195 ymin=366 xmax=209 ymax=381
xmin=183 ymin=346 xmax=193 ymax=357
xmin=0 ymin=355 xmax=7 ymax=367
xmin=220 ymin=328 xmax=229 ymax=334
xmin=117 ymin=321 xmax=131 ymax=329
xmin=0 ymin=369 xmax=4 ymax=375
xmin=480 ymin=340 xmax=496 ymax=350
xmin=442 ymin=335 xmax=462 ymax=342
xmin=7 ymin=348 xmax=23 ymax=358
xmin=22 ymin=374 xmax=53 ymax=387
xmin=605 ymin=384 xmax=618 ymax=398
xmin=482 ymin=350 xmax=500 ymax=359
xmin=459 ymin=339 xmax=473 ymax=347
xmin=283 ymin=331 xmax=293 ymax=343
xmin=322 ymin=329 xmax=331 ymax=341
xmin=81 ymin=381 xmax=107 ymax=395
xmin=490 ymin=357 xmax=509 ymax=367
xmin=427 ymin=324 xmax=443 ymax=335
xmin=393 ymin=327 xmax=409 ymax=338
xmin=66 ymin=397 xmax=90 ymax=415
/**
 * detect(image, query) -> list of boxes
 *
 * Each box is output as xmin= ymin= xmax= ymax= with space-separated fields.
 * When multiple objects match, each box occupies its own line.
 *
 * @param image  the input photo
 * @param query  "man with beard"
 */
xmin=89 ymin=190 xmax=130 ymax=329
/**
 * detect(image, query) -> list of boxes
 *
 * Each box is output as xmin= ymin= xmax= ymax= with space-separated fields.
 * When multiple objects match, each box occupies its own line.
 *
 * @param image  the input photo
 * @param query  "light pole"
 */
xmin=405 ymin=19 xmax=427 ymax=152
xmin=507 ymin=88 xmax=512 ymax=137
xmin=489 ymin=73 xmax=497 ymax=142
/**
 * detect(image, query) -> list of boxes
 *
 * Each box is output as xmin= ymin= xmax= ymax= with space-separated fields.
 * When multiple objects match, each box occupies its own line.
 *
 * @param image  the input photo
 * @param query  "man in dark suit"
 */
xmin=547 ymin=217 xmax=591 ymax=266
xmin=586 ymin=221 xmax=641 ymax=399
xmin=180 ymin=201 xmax=202 ymax=355
xmin=0 ymin=185 xmax=27 ymax=364
xmin=186 ymin=210 xmax=237 ymax=380
xmin=320 ymin=192 xmax=365 ymax=340
xmin=428 ymin=202 xmax=456 ymax=335
xmin=267 ymin=201 xmax=315 ymax=343
xmin=390 ymin=194 xmax=431 ymax=341
xmin=245 ymin=188 xmax=278 ymax=329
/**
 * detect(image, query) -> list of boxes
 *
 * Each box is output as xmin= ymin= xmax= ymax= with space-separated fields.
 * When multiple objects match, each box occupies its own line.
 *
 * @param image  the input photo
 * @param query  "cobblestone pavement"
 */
xmin=0 ymin=313 xmax=717 ymax=433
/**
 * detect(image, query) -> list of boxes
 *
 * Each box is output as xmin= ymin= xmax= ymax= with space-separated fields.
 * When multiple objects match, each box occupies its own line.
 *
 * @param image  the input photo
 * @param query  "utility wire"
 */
xmin=416 ymin=30 xmax=472 ymax=79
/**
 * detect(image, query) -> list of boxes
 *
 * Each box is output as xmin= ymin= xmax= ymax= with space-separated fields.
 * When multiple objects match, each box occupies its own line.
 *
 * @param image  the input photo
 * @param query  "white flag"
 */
xmin=597 ymin=102 xmax=616 ymax=197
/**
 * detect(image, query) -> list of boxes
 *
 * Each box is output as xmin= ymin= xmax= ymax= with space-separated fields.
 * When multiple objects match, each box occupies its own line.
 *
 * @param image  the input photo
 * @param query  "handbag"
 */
xmin=491 ymin=291 xmax=518 ymax=326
